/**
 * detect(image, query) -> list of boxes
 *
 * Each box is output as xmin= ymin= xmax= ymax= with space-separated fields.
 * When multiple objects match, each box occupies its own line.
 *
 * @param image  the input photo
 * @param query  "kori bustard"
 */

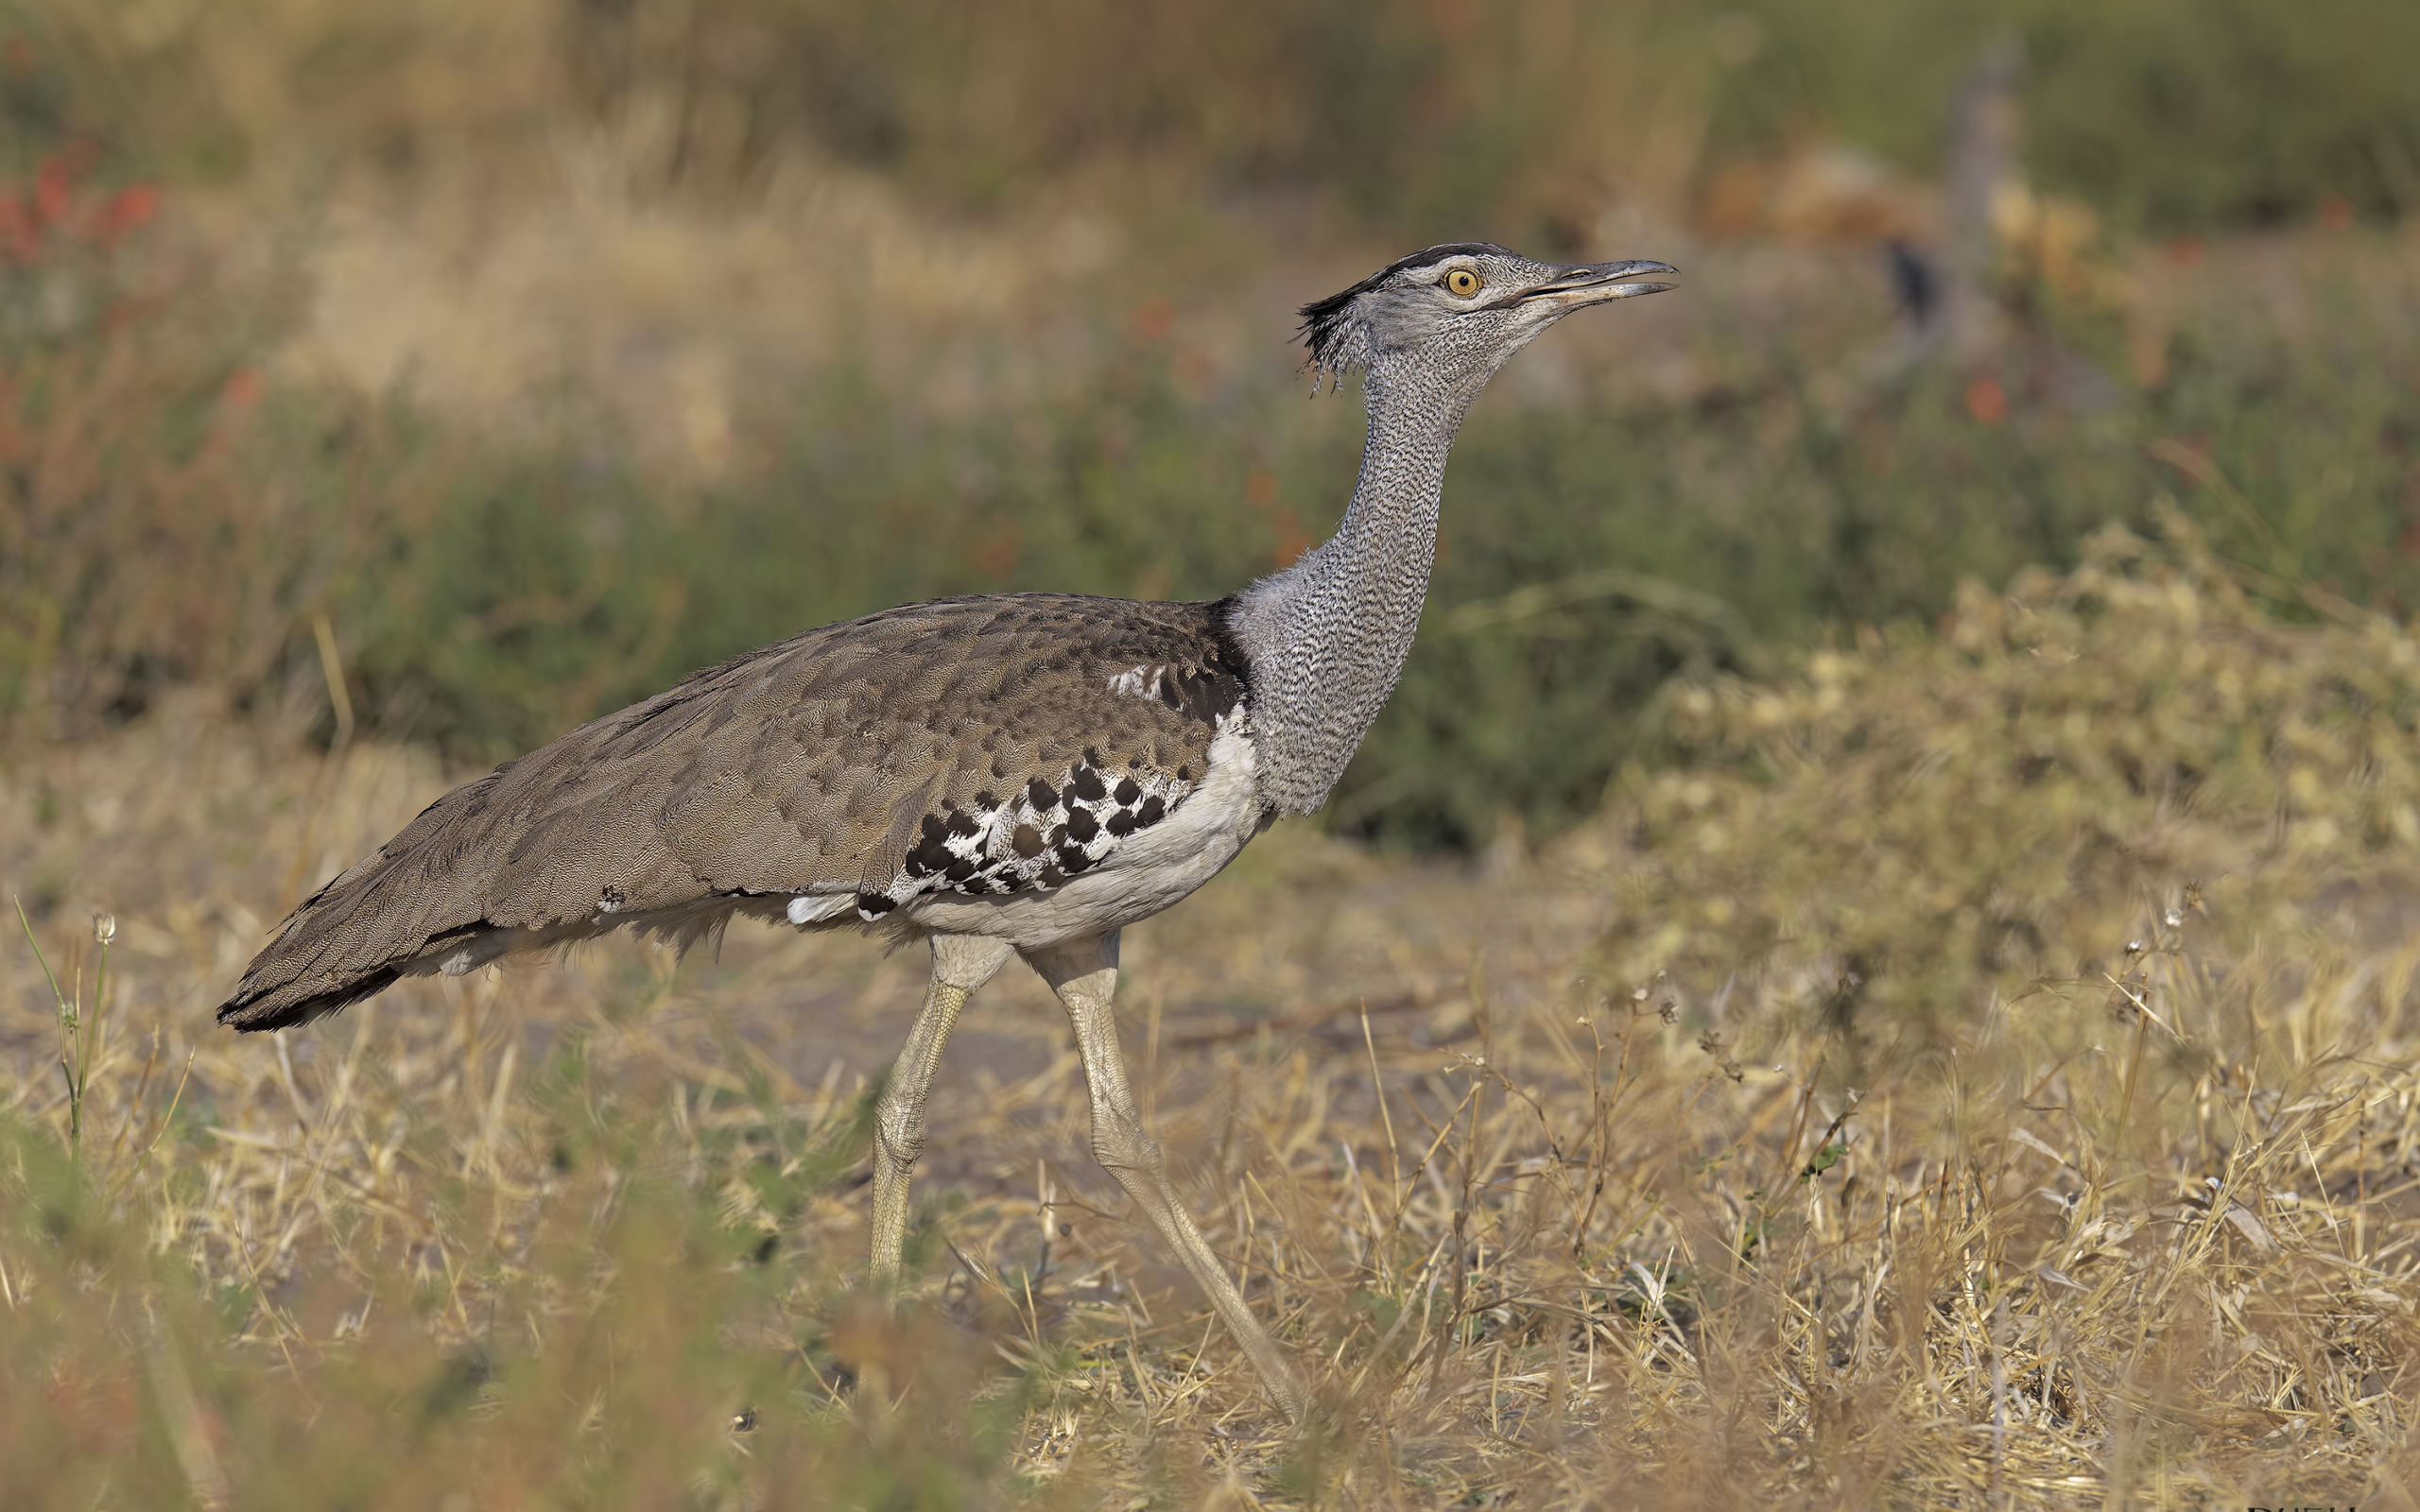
xmin=217 ymin=244 xmax=1676 ymax=1419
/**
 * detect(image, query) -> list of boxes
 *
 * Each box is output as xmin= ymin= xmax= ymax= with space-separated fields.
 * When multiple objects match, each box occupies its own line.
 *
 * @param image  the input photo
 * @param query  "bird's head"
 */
xmin=1299 ymin=243 xmax=1675 ymax=391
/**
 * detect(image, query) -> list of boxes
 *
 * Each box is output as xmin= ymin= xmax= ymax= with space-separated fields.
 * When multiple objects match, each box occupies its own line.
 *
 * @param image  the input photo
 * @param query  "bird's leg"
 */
xmin=871 ymin=933 xmax=1011 ymax=1284
xmin=1022 ymin=932 xmax=1308 ymax=1422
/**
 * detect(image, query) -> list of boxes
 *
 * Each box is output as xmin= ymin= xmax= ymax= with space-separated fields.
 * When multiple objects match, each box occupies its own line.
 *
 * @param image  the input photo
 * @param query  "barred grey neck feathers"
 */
xmin=1234 ymin=248 xmax=1544 ymax=816
xmin=1229 ymin=360 xmax=1467 ymax=815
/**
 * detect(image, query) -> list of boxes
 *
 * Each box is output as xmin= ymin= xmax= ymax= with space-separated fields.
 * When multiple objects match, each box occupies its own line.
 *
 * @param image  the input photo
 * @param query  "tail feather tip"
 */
xmin=216 ymin=967 xmax=402 ymax=1033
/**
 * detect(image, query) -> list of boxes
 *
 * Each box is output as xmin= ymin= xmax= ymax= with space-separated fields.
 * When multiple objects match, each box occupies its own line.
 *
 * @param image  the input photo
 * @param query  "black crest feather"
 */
xmin=1297 ymin=242 xmax=1506 ymax=384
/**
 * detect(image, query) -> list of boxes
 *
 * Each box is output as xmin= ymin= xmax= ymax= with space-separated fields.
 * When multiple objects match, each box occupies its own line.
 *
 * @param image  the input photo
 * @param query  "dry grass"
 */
xmin=6 ymin=533 xmax=2420 ymax=1506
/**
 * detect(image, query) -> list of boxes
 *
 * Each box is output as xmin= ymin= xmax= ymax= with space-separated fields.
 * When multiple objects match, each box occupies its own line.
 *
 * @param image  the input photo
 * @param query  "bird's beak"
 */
xmin=1517 ymin=259 xmax=1680 ymax=307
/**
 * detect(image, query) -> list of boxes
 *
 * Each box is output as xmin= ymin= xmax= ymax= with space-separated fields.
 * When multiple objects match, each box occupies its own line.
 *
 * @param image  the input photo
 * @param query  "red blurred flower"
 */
xmin=1964 ymin=372 xmax=2009 ymax=426
xmin=33 ymin=153 xmax=73 ymax=226
xmin=95 ymin=183 xmax=158 ymax=246
xmin=1128 ymin=300 xmax=1175 ymax=342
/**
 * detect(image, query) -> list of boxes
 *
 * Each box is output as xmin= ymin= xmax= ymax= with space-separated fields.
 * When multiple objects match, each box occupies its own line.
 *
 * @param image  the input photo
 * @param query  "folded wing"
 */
xmin=217 ymin=593 xmax=1248 ymax=1029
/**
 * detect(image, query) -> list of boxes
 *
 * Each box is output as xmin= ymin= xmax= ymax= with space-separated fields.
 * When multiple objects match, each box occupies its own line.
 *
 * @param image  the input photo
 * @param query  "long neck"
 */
xmin=1227 ymin=357 xmax=1477 ymax=815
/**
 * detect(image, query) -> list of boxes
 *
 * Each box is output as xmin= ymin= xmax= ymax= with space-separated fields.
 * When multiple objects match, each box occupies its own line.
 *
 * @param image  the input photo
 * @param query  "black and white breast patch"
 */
xmin=855 ymin=744 xmax=1201 ymax=919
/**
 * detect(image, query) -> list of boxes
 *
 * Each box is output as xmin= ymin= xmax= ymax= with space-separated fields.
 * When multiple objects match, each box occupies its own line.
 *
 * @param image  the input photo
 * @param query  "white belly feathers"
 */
xmin=900 ymin=716 xmax=1263 ymax=947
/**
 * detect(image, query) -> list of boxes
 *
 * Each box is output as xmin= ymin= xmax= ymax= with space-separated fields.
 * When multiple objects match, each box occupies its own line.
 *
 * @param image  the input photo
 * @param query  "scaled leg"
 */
xmin=1022 ymin=931 xmax=1307 ymax=1421
xmin=870 ymin=933 xmax=1011 ymax=1281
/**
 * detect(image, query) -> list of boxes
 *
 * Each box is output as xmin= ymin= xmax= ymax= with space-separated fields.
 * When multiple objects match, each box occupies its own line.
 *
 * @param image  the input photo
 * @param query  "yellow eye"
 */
xmin=1444 ymin=267 xmax=1481 ymax=297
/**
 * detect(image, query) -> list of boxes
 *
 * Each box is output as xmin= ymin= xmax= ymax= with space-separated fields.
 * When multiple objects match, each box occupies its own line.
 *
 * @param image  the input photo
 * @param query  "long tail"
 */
xmin=216 ymin=764 xmax=808 ymax=1032
xmin=216 ymin=774 xmax=527 ymax=1031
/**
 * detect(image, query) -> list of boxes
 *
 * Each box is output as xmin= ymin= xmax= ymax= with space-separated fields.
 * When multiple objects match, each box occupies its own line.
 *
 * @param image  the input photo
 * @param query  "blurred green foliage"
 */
xmin=567 ymin=0 xmax=2420 ymax=234
xmin=1702 ymin=0 xmax=2420 ymax=230
xmin=547 ymin=0 xmax=2420 ymax=233
xmin=21 ymin=0 xmax=2420 ymax=233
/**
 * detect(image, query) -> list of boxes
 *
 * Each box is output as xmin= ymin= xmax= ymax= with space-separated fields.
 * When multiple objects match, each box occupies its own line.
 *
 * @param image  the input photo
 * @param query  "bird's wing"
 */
xmin=217 ymin=594 xmax=1251 ymax=1029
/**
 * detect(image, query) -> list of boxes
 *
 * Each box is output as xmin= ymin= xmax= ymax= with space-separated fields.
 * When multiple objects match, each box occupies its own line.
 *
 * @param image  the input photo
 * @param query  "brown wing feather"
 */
xmin=217 ymin=594 xmax=1249 ymax=1029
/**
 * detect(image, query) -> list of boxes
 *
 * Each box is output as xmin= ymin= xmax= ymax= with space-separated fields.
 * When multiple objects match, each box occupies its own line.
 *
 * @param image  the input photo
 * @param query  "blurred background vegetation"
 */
xmin=2 ymin=0 xmax=2416 ymax=848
